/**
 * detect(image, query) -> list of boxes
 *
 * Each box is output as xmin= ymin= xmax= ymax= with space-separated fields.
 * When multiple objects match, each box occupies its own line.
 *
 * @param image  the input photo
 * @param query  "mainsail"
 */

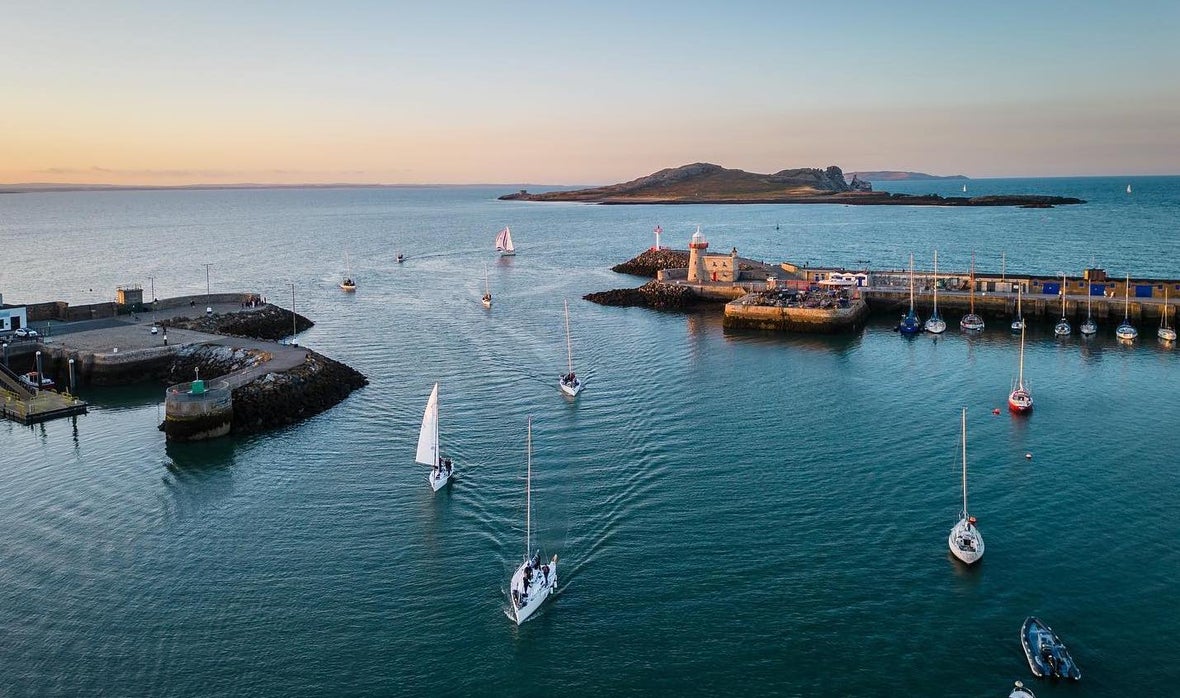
xmin=495 ymin=227 xmax=515 ymax=253
xmin=415 ymin=383 xmax=439 ymax=466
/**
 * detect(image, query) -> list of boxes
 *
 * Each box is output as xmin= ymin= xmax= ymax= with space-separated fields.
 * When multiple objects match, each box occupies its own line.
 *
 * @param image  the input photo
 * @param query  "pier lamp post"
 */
xmin=203 ymin=263 xmax=213 ymax=305
xmin=289 ymin=282 xmax=299 ymax=347
xmin=2 ymin=341 xmax=7 ymax=367
xmin=35 ymin=350 xmax=43 ymax=382
xmin=148 ymin=276 xmax=156 ymax=324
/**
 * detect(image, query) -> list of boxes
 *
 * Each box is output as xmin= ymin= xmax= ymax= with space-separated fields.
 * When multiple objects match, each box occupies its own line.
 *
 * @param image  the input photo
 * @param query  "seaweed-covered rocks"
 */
xmin=159 ymin=304 xmax=313 ymax=341
xmin=230 ymin=351 xmax=368 ymax=434
xmin=610 ymin=249 xmax=690 ymax=277
xmin=584 ymin=280 xmax=704 ymax=310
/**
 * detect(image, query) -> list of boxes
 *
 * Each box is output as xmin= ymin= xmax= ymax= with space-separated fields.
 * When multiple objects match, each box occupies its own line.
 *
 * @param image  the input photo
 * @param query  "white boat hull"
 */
xmin=428 ymin=466 xmax=452 ymax=491
xmin=482 ymin=298 xmax=492 ymax=308
xmin=1054 ymin=320 xmax=1071 ymax=336
xmin=948 ymin=517 xmax=984 ymax=564
xmin=960 ymin=314 xmax=985 ymax=331
xmin=924 ymin=318 xmax=946 ymax=334
xmin=1080 ymin=320 xmax=1098 ymax=336
xmin=559 ymin=378 xmax=583 ymax=397
xmin=1159 ymin=327 xmax=1177 ymax=342
xmin=510 ymin=555 xmax=557 ymax=624
xmin=1116 ymin=323 xmax=1138 ymax=341
xmin=1011 ymin=320 xmax=1025 ymax=332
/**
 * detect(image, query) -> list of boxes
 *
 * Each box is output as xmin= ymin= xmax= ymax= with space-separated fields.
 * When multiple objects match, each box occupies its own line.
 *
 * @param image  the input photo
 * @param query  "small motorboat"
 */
xmin=396 ymin=253 xmax=406 ymax=264
xmin=1021 ymin=616 xmax=1081 ymax=680
xmin=19 ymin=371 xmax=55 ymax=391
xmin=1008 ymin=680 xmax=1036 ymax=698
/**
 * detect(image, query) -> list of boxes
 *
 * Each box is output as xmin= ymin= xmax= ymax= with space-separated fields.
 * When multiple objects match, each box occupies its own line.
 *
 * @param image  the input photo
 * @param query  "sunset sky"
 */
xmin=4 ymin=1 xmax=1179 ymax=185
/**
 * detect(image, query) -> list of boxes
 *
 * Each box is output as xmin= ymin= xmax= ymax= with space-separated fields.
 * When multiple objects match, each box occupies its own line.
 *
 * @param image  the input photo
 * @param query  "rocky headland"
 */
xmin=500 ymin=163 xmax=1083 ymax=207
xmin=583 ymin=280 xmax=709 ymax=310
xmin=610 ymin=248 xmax=691 ymax=277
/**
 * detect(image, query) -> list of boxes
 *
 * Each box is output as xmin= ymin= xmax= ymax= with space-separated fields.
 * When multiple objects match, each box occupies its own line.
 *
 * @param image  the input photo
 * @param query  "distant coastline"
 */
xmin=498 ymin=163 xmax=1084 ymax=207
xmin=847 ymin=170 xmax=968 ymax=181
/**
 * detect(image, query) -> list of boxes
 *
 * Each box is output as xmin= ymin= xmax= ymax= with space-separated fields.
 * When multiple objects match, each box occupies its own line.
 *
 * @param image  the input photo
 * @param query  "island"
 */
xmin=499 ymin=163 xmax=1083 ymax=207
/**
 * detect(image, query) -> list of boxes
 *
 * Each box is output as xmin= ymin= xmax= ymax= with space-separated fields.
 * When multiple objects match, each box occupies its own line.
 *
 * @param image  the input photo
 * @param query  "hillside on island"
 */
xmin=499 ymin=163 xmax=1082 ymax=207
xmin=847 ymin=170 xmax=968 ymax=181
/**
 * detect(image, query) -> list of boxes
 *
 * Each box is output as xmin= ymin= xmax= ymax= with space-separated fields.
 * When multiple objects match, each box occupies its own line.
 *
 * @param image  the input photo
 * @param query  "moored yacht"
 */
xmin=1008 ymin=325 xmax=1032 ymax=413
xmin=1159 ymin=287 xmax=1176 ymax=342
xmin=1011 ymin=285 xmax=1025 ymax=332
xmin=948 ymin=407 xmax=984 ymax=565
xmin=898 ymin=253 xmax=922 ymax=335
xmin=924 ymin=250 xmax=947 ymax=334
xmin=960 ymin=253 xmax=985 ymax=331
xmin=1053 ymin=273 xmax=1071 ymax=336
xmin=1116 ymin=274 xmax=1138 ymax=342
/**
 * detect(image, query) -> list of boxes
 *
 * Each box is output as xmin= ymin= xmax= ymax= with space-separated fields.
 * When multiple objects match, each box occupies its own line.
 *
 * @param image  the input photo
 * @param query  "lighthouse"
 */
xmin=687 ymin=227 xmax=709 ymax=282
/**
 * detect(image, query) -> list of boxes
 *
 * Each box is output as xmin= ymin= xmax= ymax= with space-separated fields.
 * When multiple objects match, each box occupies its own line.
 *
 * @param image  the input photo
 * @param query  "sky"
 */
xmin=3 ymin=1 xmax=1179 ymax=185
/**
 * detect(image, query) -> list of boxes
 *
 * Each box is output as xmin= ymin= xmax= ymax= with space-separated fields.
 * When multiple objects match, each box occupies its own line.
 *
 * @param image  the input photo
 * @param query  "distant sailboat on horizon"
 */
xmin=1127 ymin=184 xmax=1133 ymax=194
xmin=482 ymin=265 xmax=492 ymax=308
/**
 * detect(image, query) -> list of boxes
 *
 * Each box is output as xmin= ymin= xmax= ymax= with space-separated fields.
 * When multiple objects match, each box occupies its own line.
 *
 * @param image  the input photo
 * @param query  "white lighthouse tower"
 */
xmin=687 ymin=227 xmax=709 ymax=282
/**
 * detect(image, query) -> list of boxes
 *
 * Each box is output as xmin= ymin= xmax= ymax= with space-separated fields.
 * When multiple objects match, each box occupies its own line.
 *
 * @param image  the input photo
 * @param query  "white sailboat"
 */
xmin=924 ymin=250 xmax=947 ymax=334
xmin=948 ymin=407 xmax=984 ymax=565
xmin=340 ymin=251 xmax=357 ymax=292
xmin=482 ymin=265 xmax=492 ymax=308
xmin=1159 ymin=287 xmax=1176 ymax=342
xmin=495 ymin=226 xmax=516 ymax=256
xmin=1126 ymin=184 xmax=1132 ymax=194
xmin=1054 ymin=273 xmax=1071 ymax=336
xmin=508 ymin=418 xmax=558 ymax=624
xmin=962 ymin=183 xmax=968 ymax=193
xmin=960 ymin=253 xmax=985 ymax=331
xmin=1011 ymin=285 xmax=1025 ymax=332
xmin=1080 ymin=280 xmax=1098 ymax=335
xmin=1008 ymin=325 xmax=1033 ymax=413
xmin=1116 ymin=274 xmax=1138 ymax=341
xmin=416 ymin=383 xmax=453 ymax=491
xmin=559 ymin=299 xmax=583 ymax=396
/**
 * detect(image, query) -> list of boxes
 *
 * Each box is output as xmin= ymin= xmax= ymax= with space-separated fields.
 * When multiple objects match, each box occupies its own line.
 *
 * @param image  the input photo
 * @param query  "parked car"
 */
xmin=14 ymin=328 xmax=39 ymax=339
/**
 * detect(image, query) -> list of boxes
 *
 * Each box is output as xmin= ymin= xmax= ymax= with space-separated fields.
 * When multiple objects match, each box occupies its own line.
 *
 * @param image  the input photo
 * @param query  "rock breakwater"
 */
xmin=584 ymin=280 xmax=709 ymax=310
xmin=611 ymin=249 xmax=690 ymax=277
xmin=160 ymin=304 xmax=313 ymax=341
xmin=230 ymin=351 xmax=368 ymax=434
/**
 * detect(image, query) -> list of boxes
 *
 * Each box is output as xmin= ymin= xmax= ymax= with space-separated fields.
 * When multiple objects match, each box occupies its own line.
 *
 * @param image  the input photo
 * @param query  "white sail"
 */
xmin=415 ymin=383 xmax=439 ymax=466
xmin=495 ymin=227 xmax=515 ymax=253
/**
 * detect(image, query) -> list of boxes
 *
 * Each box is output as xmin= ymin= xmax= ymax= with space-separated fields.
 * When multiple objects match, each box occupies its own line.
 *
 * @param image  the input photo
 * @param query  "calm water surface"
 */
xmin=1 ymin=179 xmax=1179 ymax=695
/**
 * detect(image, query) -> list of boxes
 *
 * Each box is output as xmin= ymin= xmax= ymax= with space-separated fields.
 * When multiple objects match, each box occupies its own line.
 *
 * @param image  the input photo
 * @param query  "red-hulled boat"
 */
xmin=1008 ymin=325 xmax=1033 ymax=413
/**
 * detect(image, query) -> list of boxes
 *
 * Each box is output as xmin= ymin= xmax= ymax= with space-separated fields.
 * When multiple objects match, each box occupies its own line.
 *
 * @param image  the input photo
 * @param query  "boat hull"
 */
xmin=340 ymin=284 xmax=356 ymax=293
xmin=499 ymin=251 xmax=516 ymax=257
xmin=1159 ymin=328 xmax=1177 ymax=342
xmin=510 ymin=556 xmax=558 ymax=624
xmin=1080 ymin=320 xmax=1097 ymax=336
xmin=1021 ymin=616 xmax=1081 ymax=680
xmin=559 ymin=378 xmax=583 ymax=397
xmin=948 ymin=517 xmax=984 ymax=565
xmin=428 ymin=468 xmax=453 ymax=491
xmin=1008 ymin=389 xmax=1033 ymax=414
xmin=960 ymin=314 xmax=985 ymax=331
xmin=482 ymin=298 xmax=492 ymax=308
xmin=1054 ymin=320 xmax=1071 ymax=336
xmin=924 ymin=317 xmax=946 ymax=334
xmin=1011 ymin=320 xmax=1025 ymax=332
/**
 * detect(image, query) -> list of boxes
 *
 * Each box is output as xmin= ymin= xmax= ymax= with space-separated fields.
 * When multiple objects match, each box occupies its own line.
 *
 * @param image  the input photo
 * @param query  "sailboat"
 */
xmin=559 ymin=300 xmax=583 ymax=396
xmin=1116 ymin=274 xmax=1138 ymax=341
xmin=924 ymin=250 xmax=947 ymax=333
xmin=948 ymin=407 xmax=984 ymax=565
xmin=898 ymin=253 xmax=922 ymax=334
xmin=1159 ymin=287 xmax=1176 ymax=342
xmin=962 ymin=183 xmax=968 ymax=193
xmin=396 ymin=252 xmax=405 ymax=264
xmin=340 ymin=251 xmax=357 ymax=292
xmin=960 ymin=253 xmax=985 ymax=331
xmin=1080 ymin=280 xmax=1098 ymax=335
xmin=1054 ymin=273 xmax=1071 ymax=336
xmin=1008 ymin=325 xmax=1033 ymax=413
xmin=482 ymin=265 xmax=492 ymax=308
xmin=416 ymin=383 xmax=453 ymax=491
xmin=495 ymin=226 xmax=516 ymax=256
xmin=1011 ymin=285 xmax=1025 ymax=332
xmin=508 ymin=417 xmax=558 ymax=624
xmin=1126 ymin=184 xmax=1133 ymax=194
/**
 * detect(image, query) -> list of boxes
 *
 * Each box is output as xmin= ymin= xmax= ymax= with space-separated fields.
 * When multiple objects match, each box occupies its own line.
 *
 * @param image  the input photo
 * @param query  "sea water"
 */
xmin=1 ymin=178 xmax=1178 ymax=695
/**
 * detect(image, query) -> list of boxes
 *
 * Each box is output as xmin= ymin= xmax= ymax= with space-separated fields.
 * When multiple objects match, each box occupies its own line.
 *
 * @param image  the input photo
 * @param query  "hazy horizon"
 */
xmin=4 ymin=2 xmax=1179 ymax=186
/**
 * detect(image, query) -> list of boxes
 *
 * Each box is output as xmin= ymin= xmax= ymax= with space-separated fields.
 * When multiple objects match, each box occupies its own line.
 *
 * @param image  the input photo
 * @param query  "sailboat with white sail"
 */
xmin=1011 ymin=285 xmax=1025 ymax=332
xmin=508 ymin=417 xmax=558 ymax=625
xmin=948 ymin=407 xmax=984 ymax=565
xmin=925 ymin=250 xmax=946 ymax=334
xmin=960 ymin=254 xmax=985 ymax=331
xmin=1159 ymin=287 xmax=1176 ymax=342
xmin=416 ymin=383 xmax=453 ymax=491
xmin=559 ymin=300 xmax=583 ymax=396
xmin=898 ymin=253 xmax=922 ymax=334
xmin=495 ymin=226 xmax=516 ymax=257
xmin=482 ymin=265 xmax=492 ymax=308
xmin=1008 ymin=325 xmax=1033 ymax=413
xmin=1116 ymin=274 xmax=1138 ymax=341
xmin=1054 ymin=273 xmax=1071 ymax=336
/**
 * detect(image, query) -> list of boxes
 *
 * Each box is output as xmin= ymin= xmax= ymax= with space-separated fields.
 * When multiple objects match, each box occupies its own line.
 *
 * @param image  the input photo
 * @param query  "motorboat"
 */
xmin=1021 ymin=616 xmax=1081 ymax=680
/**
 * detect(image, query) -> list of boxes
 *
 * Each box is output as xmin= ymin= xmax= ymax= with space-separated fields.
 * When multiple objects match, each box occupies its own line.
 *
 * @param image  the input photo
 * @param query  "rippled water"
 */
xmin=1 ymin=179 xmax=1179 ymax=695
